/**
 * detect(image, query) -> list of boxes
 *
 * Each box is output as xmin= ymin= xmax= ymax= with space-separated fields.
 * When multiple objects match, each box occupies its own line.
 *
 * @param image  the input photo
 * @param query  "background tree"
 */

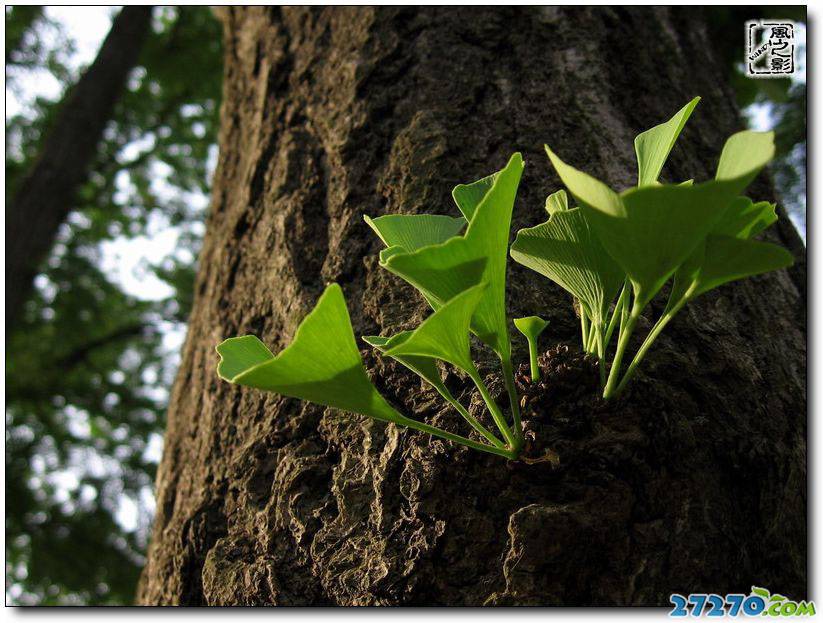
xmin=6 ymin=6 xmax=153 ymax=330
xmin=137 ymin=7 xmax=805 ymax=605
xmin=5 ymin=6 xmax=221 ymax=605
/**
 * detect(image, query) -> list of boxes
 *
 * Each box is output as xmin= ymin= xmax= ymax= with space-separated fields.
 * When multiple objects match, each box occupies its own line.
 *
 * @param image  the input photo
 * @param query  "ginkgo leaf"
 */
xmin=513 ymin=316 xmax=549 ymax=339
xmin=364 ymin=213 xmax=465 ymax=253
xmin=384 ymin=282 xmax=488 ymax=374
xmin=712 ymin=196 xmax=777 ymax=239
xmin=452 ymin=171 xmax=499 ymax=221
xmin=546 ymin=132 xmax=774 ymax=306
xmin=216 ymin=284 xmax=403 ymax=423
xmin=635 ymin=96 xmax=700 ymax=186
xmin=384 ymin=252 xmax=487 ymax=310
xmin=384 ymin=153 xmax=525 ymax=358
xmin=690 ymin=235 xmax=793 ymax=298
xmin=545 ymin=189 xmax=568 ymax=215
xmin=510 ymin=207 xmax=624 ymax=323
xmin=514 ymin=316 xmax=549 ymax=381
xmin=716 ymin=130 xmax=776 ymax=186
xmin=362 ymin=332 xmax=450 ymax=397
xmin=364 ymin=329 xmax=506 ymax=449
xmin=668 ymin=195 xmax=778 ymax=308
xmin=668 ymin=234 xmax=792 ymax=309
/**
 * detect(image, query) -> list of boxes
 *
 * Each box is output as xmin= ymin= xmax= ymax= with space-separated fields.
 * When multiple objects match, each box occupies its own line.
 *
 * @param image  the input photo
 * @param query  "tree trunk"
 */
xmin=5 ymin=6 xmax=153 ymax=331
xmin=138 ymin=7 xmax=806 ymax=605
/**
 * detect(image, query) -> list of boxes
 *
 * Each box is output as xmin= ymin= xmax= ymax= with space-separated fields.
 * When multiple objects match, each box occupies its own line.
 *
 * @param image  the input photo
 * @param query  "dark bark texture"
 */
xmin=138 ymin=7 xmax=806 ymax=605
xmin=5 ymin=6 xmax=153 ymax=330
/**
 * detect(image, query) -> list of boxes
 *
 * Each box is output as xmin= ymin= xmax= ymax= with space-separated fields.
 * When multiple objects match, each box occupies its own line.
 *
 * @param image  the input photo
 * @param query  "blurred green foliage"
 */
xmin=5 ymin=6 xmax=222 ymax=605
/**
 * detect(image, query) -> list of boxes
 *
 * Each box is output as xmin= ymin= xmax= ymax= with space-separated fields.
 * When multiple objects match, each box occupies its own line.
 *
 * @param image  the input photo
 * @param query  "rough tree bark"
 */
xmin=5 ymin=6 xmax=153 ymax=331
xmin=138 ymin=7 xmax=806 ymax=605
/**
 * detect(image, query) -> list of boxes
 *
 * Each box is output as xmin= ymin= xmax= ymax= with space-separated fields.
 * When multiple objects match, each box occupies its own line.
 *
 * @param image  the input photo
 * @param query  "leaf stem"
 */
xmin=612 ymin=286 xmax=694 ymax=398
xmin=594 ymin=320 xmax=606 ymax=388
xmin=586 ymin=320 xmax=599 ymax=353
xmin=580 ymin=302 xmax=590 ymax=352
xmin=501 ymin=357 xmax=524 ymax=453
xmin=394 ymin=414 xmax=517 ymax=459
xmin=467 ymin=365 xmax=518 ymax=451
xmin=445 ymin=395 xmax=507 ymax=449
xmin=526 ymin=336 xmax=540 ymax=382
xmin=604 ymin=282 xmax=629 ymax=353
xmin=602 ymin=296 xmax=643 ymax=400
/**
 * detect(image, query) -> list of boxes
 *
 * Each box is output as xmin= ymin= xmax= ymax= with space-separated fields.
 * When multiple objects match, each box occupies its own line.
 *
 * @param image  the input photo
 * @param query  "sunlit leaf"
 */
xmin=362 ymin=332 xmax=451 ymax=398
xmin=546 ymin=131 xmax=775 ymax=306
xmin=384 ymin=282 xmax=487 ymax=374
xmin=364 ymin=213 xmax=465 ymax=253
xmin=513 ymin=316 xmax=549 ymax=381
xmin=216 ymin=284 xmax=402 ymax=423
xmin=510 ymin=207 xmax=624 ymax=323
xmin=635 ymin=96 xmax=700 ymax=186
xmin=452 ymin=171 xmax=499 ymax=221
xmin=384 ymin=153 xmax=525 ymax=358
xmin=716 ymin=130 xmax=776 ymax=186
xmin=364 ymin=318 xmax=507 ymax=450
xmin=544 ymin=188 xmax=568 ymax=215
xmin=668 ymin=195 xmax=780 ymax=309
xmin=513 ymin=316 xmax=549 ymax=339
xmin=712 ymin=196 xmax=777 ymax=239
xmin=689 ymin=235 xmax=793 ymax=298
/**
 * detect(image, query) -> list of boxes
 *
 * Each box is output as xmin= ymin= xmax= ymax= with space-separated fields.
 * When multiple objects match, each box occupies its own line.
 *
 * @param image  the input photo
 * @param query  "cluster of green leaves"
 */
xmin=511 ymin=97 xmax=793 ymax=398
xmin=218 ymin=98 xmax=794 ymax=460
xmin=219 ymin=154 xmax=528 ymax=459
xmin=6 ymin=7 xmax=222 ymax=605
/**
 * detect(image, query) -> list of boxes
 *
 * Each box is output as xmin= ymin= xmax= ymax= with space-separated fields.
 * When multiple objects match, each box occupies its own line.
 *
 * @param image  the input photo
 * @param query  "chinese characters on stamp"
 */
xmin=746 ymin=21 xmax=796 ymax=77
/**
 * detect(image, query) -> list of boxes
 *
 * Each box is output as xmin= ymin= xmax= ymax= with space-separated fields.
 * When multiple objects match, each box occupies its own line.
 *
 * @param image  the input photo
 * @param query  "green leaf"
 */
xmin=689 ymin=235 xmax=793 ymax=298
xmin=452 ymin=171 xmax=499 ymax=221
xmin=544 ymin=189 xmax=568 ymax=215
xmin=383 ymin=153 xmax=525 ymax=358
xmin=364 ymin=213 xmax=466 ymax=253
xmin=513 ymin=316 xmax=549 ymax=340
xmin=635 ymin=96 xmax=700 ymax=186
xmin=546 ymin=132 xmax=775 ymax=306
xmin=364 ymin=321 xmax=508 ymax=451
xmin=384 ymin=282 xmax=488 ymax=374
xmin=716 ymin=130 xmax=775 ymax=186
xmin=378 ymin=245 xmax=407 ymax=265
xmin=669 ymin=193 xmax=782 ymax=309
xmin=510 ymin=207 xmax=624 ymax=323
xmin=216 ymin=284 xmax=402 ymax=423
xmin=362 ymin=332 xmax=451 ymax=398
xmin=712 ymin=197 xmax=777 ymax=239
xmin=514 ymin=316 xmax=549 ymax=382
